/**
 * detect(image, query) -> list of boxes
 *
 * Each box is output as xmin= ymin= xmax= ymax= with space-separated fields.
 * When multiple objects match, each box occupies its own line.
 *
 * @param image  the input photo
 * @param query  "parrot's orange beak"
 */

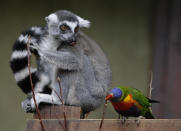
xmin=105 ymin=93 xmax=113 ymax=100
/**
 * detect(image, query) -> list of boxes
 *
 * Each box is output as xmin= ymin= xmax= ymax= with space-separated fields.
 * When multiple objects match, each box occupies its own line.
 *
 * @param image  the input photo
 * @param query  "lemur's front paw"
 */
xmin=29 ymin=43 xmax=40 ymax=51
xmin=21 ymin=98 xmax=35 ymax=113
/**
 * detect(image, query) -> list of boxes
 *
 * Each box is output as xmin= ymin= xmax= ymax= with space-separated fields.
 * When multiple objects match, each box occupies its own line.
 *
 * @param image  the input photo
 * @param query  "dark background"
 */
xmin=1 ymin=0 xmax=181 ymax=131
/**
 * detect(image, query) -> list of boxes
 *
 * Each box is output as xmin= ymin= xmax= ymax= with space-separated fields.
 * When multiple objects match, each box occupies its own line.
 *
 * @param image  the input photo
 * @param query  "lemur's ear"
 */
xmin=45 ymin=14 xmax=59 ymax=35
xmin=76 ymin=16 xmax=90 ymax=28
xmin=45 ymin=14 xmax=59 ymax=24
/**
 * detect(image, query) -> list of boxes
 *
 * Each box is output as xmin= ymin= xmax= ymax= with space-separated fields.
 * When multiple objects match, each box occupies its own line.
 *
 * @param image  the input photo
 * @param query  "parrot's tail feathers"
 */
xmin=146 ymin=97 xmax=160 ymax=103
xmin=145 ymin=111 xmax=155 ymax=119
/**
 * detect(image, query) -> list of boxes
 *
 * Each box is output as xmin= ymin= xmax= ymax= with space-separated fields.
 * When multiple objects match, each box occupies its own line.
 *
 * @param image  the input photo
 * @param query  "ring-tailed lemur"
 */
xmin=10 ymin=10 xmax=111 ymax=116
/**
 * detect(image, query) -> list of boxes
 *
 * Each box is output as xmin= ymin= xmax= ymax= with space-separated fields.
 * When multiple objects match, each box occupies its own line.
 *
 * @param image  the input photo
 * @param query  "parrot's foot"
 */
xmin=121 ymin=116 xmax=127 ymax=124
xmin=135 ymin=116 xmax=145 ymax=126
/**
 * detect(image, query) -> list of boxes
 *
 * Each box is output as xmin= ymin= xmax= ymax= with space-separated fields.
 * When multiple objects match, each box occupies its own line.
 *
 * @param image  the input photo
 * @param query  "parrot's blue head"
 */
xmin=106 ymin=87 xmax=122 ymax=101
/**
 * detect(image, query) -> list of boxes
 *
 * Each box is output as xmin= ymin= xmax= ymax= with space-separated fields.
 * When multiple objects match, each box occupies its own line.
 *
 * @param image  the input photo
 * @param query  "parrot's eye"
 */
xmin=74 ymin=26 xmax=79 ymax=33
xmin=60 ymin=24 xmax=68 ymax=31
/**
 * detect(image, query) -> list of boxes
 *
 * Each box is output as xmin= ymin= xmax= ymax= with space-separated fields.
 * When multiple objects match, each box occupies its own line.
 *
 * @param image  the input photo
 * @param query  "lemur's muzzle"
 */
xmin=62 ymin=40 xmax=76 ymax=46
xmin=70 ymin=41 xmax=76 ymax=46
xmin=68 ymin=37 xmax=76 ymax=46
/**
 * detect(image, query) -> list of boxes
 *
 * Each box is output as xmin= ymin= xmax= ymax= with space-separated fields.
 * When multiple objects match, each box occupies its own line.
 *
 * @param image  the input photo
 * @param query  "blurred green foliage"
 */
xmin=0 ymin=0 xmax=156 ymax=130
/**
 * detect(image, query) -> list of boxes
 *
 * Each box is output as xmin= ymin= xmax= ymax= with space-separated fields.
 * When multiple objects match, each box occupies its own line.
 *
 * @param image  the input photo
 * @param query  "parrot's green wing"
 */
xmin=119 ymin=86 xmax=150 ymax=107
xmin=130 ymin=87 xmax=150 ymax=107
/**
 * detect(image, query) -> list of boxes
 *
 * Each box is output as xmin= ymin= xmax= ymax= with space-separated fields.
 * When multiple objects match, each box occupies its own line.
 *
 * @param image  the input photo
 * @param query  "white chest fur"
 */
xmin=40 ymin=35 xmax=59 ymax=51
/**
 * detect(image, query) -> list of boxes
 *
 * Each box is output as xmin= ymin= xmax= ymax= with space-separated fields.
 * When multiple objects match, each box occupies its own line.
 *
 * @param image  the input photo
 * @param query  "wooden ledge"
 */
xmin=27 ymin=119 xmax=181 ymax=131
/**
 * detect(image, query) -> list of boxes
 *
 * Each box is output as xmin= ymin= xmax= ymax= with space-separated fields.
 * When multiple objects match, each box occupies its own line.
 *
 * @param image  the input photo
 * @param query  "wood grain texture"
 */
xmin=27 ymin=119 xmax=181 ymax=131
xmin=33 ymin=105 xmax=81 ymax=119
xmin=152 ymin=0 xmax=181 ymax=118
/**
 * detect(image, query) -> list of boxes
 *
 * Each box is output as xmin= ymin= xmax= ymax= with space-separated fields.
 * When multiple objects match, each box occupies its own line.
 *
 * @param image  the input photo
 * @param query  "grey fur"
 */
xmin=55 ymin=10 xmax=78 ymax=22
xmin=20 ymin=10 xmax=111 ymax=115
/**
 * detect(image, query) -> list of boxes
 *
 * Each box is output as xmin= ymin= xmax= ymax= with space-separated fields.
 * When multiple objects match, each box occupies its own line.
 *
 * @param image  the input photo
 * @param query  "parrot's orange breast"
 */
xmin=111 ymin=94 xmax=142 ymax=111
xmin=111 ymin=101 xmax=134 ymax=111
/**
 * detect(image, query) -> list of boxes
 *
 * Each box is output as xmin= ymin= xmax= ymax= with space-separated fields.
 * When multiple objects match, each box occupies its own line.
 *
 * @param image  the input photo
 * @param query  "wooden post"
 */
xmin=33 ymin=104 xmax=81 ymax=119
xmin=27 ymin=105 xmax=81 ymax=131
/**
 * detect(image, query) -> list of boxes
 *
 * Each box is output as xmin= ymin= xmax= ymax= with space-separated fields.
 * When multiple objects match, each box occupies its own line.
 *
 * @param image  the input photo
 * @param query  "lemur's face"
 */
xmin=57 ymin=21 xmax=79 ymax=45
xmin=45 ymin=10 xmax=90 ymax=46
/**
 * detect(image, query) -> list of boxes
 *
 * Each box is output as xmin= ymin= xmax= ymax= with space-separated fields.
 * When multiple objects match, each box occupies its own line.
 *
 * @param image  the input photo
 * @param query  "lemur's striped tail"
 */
xmin=10 ymin=28 xmax=41 ymax=94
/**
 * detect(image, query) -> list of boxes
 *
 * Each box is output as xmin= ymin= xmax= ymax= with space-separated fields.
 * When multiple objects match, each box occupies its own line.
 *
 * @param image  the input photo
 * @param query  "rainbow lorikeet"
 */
xmin=106 ymin=86 xmax=159 ymax=119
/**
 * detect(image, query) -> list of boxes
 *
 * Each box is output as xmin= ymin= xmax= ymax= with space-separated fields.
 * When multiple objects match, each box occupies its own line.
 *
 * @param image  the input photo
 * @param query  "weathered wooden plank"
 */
xmin=27 ymin=119 xmax=181 ymax=131
xmin=33 ymin=105 xmax=81 ymax=119
xmin=152 ymin=0 xmax=181 ymax=118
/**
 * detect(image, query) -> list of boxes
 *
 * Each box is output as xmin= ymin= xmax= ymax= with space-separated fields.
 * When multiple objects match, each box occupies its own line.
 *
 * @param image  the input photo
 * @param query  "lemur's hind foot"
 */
xmin=21 ymin=97 xmax=35 ymax=113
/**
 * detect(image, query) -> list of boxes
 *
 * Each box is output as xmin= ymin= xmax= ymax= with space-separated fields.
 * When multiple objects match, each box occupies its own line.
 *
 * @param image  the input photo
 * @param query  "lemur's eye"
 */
xmin=60 ymin=25 xmax=68 ymax=31
xmin=74 ymin=26 xmax=79 ymax=33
